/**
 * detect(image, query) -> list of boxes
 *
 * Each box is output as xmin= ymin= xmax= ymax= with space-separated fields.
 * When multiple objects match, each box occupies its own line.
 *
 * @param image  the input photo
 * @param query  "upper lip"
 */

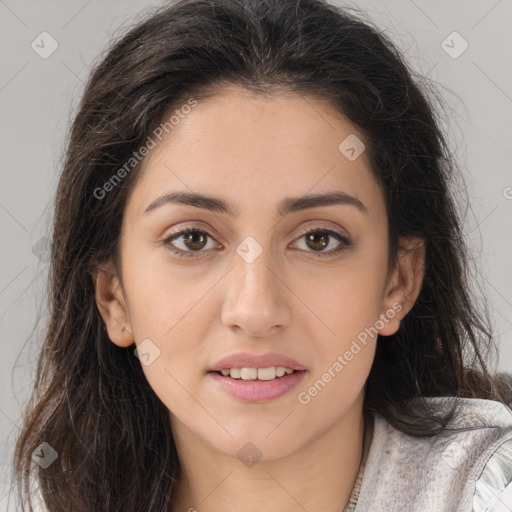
xmin=209 ymin=352 xmax=307 ymax=372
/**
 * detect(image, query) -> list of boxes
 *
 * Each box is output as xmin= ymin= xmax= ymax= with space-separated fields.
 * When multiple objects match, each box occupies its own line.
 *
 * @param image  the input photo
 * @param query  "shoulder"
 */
xmin=441 ymin=397 xmax=512 ymax=512
xmin=355 ymin=397 xmax=512 ymax=512
xmin=428 ymin=397 xmax=512 ymax=511
xmin=472 ymin=436 xmax=512 ymax=512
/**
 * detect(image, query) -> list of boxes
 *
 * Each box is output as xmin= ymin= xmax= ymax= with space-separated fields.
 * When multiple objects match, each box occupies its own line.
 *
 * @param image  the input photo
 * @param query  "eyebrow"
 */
xmin=143 ymin=190 xmax=367 ymax=217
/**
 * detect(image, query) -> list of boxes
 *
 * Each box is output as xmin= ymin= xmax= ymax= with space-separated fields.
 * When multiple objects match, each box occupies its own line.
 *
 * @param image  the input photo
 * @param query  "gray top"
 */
xmin=344 ymin=397 xmax=512 ymax=512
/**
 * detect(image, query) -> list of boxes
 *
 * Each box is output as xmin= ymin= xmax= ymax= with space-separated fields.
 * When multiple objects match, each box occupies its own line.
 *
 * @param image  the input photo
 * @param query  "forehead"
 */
xmin=127 ymin=86 xmax=385 ymax=221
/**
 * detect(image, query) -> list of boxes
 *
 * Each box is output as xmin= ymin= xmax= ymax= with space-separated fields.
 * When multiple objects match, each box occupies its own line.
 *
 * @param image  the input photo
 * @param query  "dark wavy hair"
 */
xmin=12 ymin=0 xmax=512 ymax=510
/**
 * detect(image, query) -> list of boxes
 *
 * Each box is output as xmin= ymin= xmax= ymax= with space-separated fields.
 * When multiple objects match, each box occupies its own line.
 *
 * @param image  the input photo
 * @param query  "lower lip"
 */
xmin=208 ymin=370 xmax=307 ymax=403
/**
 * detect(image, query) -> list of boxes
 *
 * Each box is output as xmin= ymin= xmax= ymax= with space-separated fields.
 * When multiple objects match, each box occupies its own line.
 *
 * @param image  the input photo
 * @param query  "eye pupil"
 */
xmin=306 ymin=230 xmax=329 ymax=251
xmin=185 ymin=231 xmax=207 ymax=250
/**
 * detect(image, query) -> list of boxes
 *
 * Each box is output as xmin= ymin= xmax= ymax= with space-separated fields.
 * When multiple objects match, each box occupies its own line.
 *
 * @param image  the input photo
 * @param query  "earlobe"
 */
xmin=377 ymin=237 xmax=425 ymax=337
xmin=91 ymin=263 xmax=134 ymax=347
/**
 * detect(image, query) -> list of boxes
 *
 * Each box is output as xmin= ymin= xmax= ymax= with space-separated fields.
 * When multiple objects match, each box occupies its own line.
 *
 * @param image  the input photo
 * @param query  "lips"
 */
xmin=209 ymin=351 xmax=307 ymax=372
xmin=208 ymin=369 xmax=307 ymax=402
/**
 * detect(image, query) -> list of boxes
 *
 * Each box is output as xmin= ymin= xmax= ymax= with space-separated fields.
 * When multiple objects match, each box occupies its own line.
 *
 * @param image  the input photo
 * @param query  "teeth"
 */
xmin=219 ymin=366 xmax=296 ymax=380
xmin=241 ymin=367 xmax=257 ymax=380
xmin=257 ymin=367 xmax=275 ymax=380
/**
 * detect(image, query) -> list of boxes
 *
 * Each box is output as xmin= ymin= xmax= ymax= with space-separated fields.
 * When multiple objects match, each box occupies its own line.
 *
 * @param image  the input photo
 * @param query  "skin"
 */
xmin=93 ymin=85 xmax=425 ymax=512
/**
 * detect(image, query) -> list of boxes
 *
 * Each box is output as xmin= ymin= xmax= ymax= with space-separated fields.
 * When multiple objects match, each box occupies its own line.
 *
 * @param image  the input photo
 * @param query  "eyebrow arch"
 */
xmin=143 ymin=190 xmax=367 ymax=217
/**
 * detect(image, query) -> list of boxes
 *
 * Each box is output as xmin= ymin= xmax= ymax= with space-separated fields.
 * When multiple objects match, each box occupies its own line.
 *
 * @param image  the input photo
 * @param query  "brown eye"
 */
xmin=182 ymin=230 xmax=208 ymax=250
xmin=305 ymin=230 xmax=330 ymax=251
xmin=163 ymin=228 xmax=218 ymax=258
xmin=292 ymin=228 xmax=352 ymax=258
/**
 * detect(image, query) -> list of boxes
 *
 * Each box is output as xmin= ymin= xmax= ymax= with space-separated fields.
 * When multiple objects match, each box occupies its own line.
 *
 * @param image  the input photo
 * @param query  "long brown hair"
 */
xmin=12 ymin=0 xmax=511 ymax=510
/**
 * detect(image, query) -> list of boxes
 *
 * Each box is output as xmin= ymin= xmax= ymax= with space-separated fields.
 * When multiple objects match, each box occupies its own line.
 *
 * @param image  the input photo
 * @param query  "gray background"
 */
xmin=1 ymin=0 xmax=511 ymax=509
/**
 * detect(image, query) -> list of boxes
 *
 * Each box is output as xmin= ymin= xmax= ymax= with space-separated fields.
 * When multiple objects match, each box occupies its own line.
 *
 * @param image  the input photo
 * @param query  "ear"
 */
xmin=91 ymin=262 xmax=134 ymax=347
xmin=377 ymin=236 xmax=425 ymax=336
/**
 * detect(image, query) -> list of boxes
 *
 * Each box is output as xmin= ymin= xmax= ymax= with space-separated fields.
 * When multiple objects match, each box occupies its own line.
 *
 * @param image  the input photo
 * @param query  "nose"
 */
xmin=221 ymin=242 xmax=291 ymax=337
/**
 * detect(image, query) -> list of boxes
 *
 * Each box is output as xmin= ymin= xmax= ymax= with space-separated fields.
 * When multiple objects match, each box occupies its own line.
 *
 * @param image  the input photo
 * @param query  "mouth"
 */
xmin=209 ymin=366 xmax=303 ymax=380
xmin=207 ymin=367 xmax=308 ymax=402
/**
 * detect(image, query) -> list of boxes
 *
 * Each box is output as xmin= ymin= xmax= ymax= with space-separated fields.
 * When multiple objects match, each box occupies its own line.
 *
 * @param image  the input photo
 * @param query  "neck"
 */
xmin=169 ymin=394 xmax=368 ymax=512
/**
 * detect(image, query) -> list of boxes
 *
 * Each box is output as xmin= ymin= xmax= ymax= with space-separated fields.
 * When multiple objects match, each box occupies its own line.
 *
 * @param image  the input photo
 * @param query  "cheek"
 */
xmin=120 ymin=240 xmax=214 ymax=399
xmin=295 ymin=266 xmax=382 ymax=416
xmin=296 ymin=245 xmax=387 ymax=408
xmin=122 ymin=235 xmax=209 ymax=336
xmin=305 ymin=248 xmax=388 ymax=343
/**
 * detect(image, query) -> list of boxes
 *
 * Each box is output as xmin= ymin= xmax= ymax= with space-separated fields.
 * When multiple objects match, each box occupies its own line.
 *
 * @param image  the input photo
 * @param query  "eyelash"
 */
xmin=162 ymin=226 xmax=352 ymax=259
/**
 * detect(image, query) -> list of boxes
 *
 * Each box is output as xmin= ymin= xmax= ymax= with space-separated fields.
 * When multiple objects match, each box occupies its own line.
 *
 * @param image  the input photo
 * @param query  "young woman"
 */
xmin=12 ymin=1 xmax=512 ymax=511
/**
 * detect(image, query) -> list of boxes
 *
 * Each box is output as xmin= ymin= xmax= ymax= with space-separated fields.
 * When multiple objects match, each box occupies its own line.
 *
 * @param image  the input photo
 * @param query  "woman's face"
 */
xmin=95 ymin=86 xmax=420 ymax=460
